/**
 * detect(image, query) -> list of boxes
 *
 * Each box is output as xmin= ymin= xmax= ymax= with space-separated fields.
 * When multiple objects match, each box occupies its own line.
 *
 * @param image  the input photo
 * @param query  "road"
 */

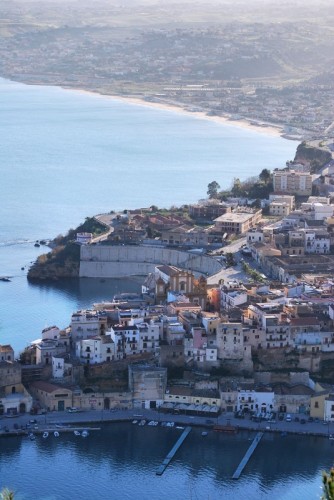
xmin=1 ymin=409 xmax=333 ymax=439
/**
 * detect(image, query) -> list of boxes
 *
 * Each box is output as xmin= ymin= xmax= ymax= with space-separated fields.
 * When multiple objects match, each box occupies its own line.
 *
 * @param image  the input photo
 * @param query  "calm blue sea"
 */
xmin=0 ymin=77 xmax=296 ymax=355
xmin=0 ymin=424 xmax=332 ymax=499
xmin=0 ymin=76 xmax=328 ymax=499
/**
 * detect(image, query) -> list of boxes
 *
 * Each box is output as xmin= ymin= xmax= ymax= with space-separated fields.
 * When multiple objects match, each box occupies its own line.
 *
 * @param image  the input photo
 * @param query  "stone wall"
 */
xmin=80 ymin=245 xmax=222 ymax=278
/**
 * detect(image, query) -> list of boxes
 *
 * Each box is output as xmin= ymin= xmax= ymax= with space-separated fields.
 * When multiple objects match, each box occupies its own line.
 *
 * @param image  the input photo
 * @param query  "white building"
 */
xmin=71 ymin=310 xmax=107 ymax=342
xmin=76 ymin=335 xmax=115 ymax=364
xmin=237 ymin=389 xmax=275 ymax=413
xmin=324 ymin=396 xmax=334 ymax=422
xmin=76 ymin=232 xmax=93 ymax=244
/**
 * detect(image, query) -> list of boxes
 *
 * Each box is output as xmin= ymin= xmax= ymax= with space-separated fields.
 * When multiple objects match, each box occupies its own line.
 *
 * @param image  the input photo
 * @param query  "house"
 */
xmin=29 ymin=381 xmax=73 ymax=412
xmin=75 ymin=335 xmax=115 ymax=364
xmin=0 ymin=360 xmax=33 ymax=415
xmin=214 ymin=209 xmax=262 ymax=235
xmin=70 ymin=310 xmax=107 ymax=342
xmin=128 ymin=365 xmax=167 ymax=409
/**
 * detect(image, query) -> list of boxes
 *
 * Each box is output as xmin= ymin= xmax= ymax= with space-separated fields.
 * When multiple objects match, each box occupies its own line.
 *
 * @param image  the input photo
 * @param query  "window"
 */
xmin=314 ymin=402 xmax=319 ymax=408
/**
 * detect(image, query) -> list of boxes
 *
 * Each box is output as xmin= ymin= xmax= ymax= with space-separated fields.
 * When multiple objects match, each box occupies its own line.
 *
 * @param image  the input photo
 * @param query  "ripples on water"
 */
xmin=0 ymin=425 xmax=332 ymax=500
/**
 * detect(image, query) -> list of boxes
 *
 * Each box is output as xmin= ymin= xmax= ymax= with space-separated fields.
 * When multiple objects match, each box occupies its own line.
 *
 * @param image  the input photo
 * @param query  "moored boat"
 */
xmin=54 ymin=431 xmax=60 ymax=437
xmin=42 ymin=431 xmax=49 ymax=439
xmin=81 ymin=430 xmax=89 ymax=438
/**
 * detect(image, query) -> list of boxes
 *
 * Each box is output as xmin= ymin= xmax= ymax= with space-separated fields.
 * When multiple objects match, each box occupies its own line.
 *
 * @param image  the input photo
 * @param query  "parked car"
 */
xmin=286 ymin=414 xmax=292 ymax=422
xmin=67 ymin=407 xmax=79 ymax=413
xmin=308 ymin=416 xmax=314 ymax=422
xmin=300 ymin=418 xmax=306 ymax=424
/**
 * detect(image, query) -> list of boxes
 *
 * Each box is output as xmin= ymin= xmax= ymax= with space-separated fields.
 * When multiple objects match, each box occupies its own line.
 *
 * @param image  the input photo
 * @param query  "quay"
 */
xmin=156 ymin=426 xmax=192 ymax=476
xmin=232 ymin=432 xmax=264 ymax=479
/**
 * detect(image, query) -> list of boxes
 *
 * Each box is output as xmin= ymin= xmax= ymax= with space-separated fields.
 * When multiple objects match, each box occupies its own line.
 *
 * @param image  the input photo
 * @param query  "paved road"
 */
xmin=1 ymin=409 xmax=333 ymax=439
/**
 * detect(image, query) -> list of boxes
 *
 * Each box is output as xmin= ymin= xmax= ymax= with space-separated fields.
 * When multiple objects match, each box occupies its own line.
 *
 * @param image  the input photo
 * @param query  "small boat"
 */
xmin=54 ymin=431 xmax=60 ymax=438
xmin=329 ymin=434 xmax=334 ymax=440
xmin=34 ymin=242 xmax=40 ymax=248
xmin=176 ymin=426 xmax=185 ymax=430
xmin=81 ymin=430 xmax=89 ymax=438
xmin=74 ymin=430 xmax=81 ymax=436
xmin=138 ymin=420 xmax=146 ymax=426
xmin=29 ymin=433 xmax=35 ymax=441
xmin=132 ymin=420 xmax=138 ymax=425
xmin=0 ymin=277 xmax=11 ymax=282
xmin=201 ymin=431 xmax=208 ymax=437
xmin=42 ymin=431 xmax=49 ymax=439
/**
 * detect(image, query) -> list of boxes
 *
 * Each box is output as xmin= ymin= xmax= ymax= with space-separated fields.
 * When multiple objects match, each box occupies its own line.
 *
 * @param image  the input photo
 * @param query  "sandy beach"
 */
xmin=62 ymin=86 xmax=286 ymax=139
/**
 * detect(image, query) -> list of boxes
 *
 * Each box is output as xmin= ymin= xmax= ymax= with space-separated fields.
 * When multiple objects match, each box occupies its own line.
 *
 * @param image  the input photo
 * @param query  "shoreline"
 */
xmin=1 ymin=408 xmax=332 ymax=440
xmin=2 ymin=75 xmax=294 ymax=139
xmin=62 ymin=86 xmax=288 ymax=139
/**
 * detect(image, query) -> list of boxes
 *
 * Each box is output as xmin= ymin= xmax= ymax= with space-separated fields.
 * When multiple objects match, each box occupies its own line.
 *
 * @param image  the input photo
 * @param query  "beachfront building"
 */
xmin=0 ymin=360 xmax=33 ymax=415
xmin=324 ymin=395 xmax=334 ymax=422
xmin=273 ymin=169 xmax=313 ymax=196
xmin=29 ymin=381 xmax=73 ymax=412
xmin=129 ymin=365 xmax=167 ymax=409
xmin=237 ymin=389 xmax=274 ymax=413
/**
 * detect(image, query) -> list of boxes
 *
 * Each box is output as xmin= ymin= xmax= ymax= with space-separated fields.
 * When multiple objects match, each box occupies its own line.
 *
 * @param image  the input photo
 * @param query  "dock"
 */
xmin=232 ymin=432 xmax=264 ymax=479
xmin=156 ymin=426 xmax=191 ymax=476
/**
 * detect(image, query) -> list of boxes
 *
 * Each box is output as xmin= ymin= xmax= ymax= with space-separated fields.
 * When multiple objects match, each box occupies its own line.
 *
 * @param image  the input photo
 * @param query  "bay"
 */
xmin=0 ymin=77 xmax=296 ymax=355
xmin=0 ymin=77 xmax=328 ymax=499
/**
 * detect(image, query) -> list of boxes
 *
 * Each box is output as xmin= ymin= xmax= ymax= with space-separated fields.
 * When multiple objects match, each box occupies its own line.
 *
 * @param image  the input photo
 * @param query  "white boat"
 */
xmin=132 ymin=420 xmax=138 ymax=424
xmin=138 ymin=419 xmax=146 ymax=426
xmin=81 ymin=430 xmax=89 ymax=438
xmin=201 ymin=431 xmax=208 ymax=437
xmin=42 ymin=431 xmax=49 ymax=439
xmin=74 ymin=430 xmax=81 ymax=436
xmin=54 ymin=431 xmax=60 ymax=437
xmin=329 ymin=434 xmax=334 ymax=440
xmin=29 ymin=432 xmax=35 ymax=441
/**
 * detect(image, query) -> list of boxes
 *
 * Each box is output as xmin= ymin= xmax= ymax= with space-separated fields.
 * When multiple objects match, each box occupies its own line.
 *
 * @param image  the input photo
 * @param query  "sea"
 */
xmin=1 ymin=77 xmax=326 ymax=499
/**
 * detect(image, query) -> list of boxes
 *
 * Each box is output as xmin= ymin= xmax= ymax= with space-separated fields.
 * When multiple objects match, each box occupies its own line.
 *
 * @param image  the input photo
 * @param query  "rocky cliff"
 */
xmin=294 ymin=142 xmax=332 ymax=173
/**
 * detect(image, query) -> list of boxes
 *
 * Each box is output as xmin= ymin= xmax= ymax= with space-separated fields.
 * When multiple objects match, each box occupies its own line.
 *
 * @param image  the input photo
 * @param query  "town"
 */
xmin=2 ymin=141 xmax=334 ymax=432
xmin=1 ymin=1 xmax=334 ymax=141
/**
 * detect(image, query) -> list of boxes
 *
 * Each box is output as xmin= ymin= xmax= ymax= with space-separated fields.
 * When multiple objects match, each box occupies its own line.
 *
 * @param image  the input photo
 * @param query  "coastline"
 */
xmin=1 ymin=76 xmax=290 ymax=139
xmin=63 ymin=86 xmax=287 ymax=139
xmin=1 ymin=408 xmax=332 ymax=439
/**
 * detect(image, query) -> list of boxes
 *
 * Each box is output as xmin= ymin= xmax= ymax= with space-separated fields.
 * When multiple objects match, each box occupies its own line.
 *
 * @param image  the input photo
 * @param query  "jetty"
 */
xmin=156 ymin=426 xmax=191 ymax=476
xmin=232 ymin=432 xmax=264 ymax=479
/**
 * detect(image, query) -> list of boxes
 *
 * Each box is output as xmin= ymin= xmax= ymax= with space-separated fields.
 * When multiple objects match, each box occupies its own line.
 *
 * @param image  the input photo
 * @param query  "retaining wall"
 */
xmin=80 ymin=245 xmax=222 ymax=278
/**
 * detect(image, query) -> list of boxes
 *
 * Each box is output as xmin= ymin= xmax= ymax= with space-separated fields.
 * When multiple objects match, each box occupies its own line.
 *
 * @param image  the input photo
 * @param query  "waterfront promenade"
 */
xmin=1 ymin=408 xmax=333 ymax=439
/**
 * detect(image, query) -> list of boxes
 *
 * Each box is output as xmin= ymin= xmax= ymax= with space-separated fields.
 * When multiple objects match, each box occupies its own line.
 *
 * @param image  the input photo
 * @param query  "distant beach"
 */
xmin=62 ymin=86 xmax=285 ymax=139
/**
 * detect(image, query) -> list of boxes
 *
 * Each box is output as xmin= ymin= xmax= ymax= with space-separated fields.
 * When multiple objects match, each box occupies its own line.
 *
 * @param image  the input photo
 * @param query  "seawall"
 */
xmin=79 ymin=245 xmax=223 ymax=278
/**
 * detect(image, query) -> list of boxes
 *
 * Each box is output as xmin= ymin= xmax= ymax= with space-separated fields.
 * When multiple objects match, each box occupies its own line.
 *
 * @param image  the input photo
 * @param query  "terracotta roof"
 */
xmin=30 ymin=381 xmax=72 ymax=394
xmin=290 ymin=317 xmax=320 ymax=326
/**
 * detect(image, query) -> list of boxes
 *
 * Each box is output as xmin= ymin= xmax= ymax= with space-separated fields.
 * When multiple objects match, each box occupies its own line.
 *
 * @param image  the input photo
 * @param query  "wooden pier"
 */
xmin=232 ymin=432 xmax=264 ymax=479
xmin=156 ymin=426 xmax=192 ymax=476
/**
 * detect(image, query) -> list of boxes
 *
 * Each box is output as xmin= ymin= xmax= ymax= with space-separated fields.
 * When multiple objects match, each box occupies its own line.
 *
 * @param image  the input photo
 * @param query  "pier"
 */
xmin=232 ymin=432 xmax=264 ymax=479
xmin=156 ymin=426 xmax=192 ymax=476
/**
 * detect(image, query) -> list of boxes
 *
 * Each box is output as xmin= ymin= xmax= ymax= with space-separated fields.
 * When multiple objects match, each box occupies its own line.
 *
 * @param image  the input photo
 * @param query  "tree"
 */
xmin=207 ymin=181 xmax=220 ymax=199
xmin=259 ymin=168 xmax=271 ymax=184
xmin=231 ymin=177 xmax=243 ymax=197
xmin=322 ymin=468 xmax=334 ymax=499
xmin=1 ymin=489 xmax=15 ymax=500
